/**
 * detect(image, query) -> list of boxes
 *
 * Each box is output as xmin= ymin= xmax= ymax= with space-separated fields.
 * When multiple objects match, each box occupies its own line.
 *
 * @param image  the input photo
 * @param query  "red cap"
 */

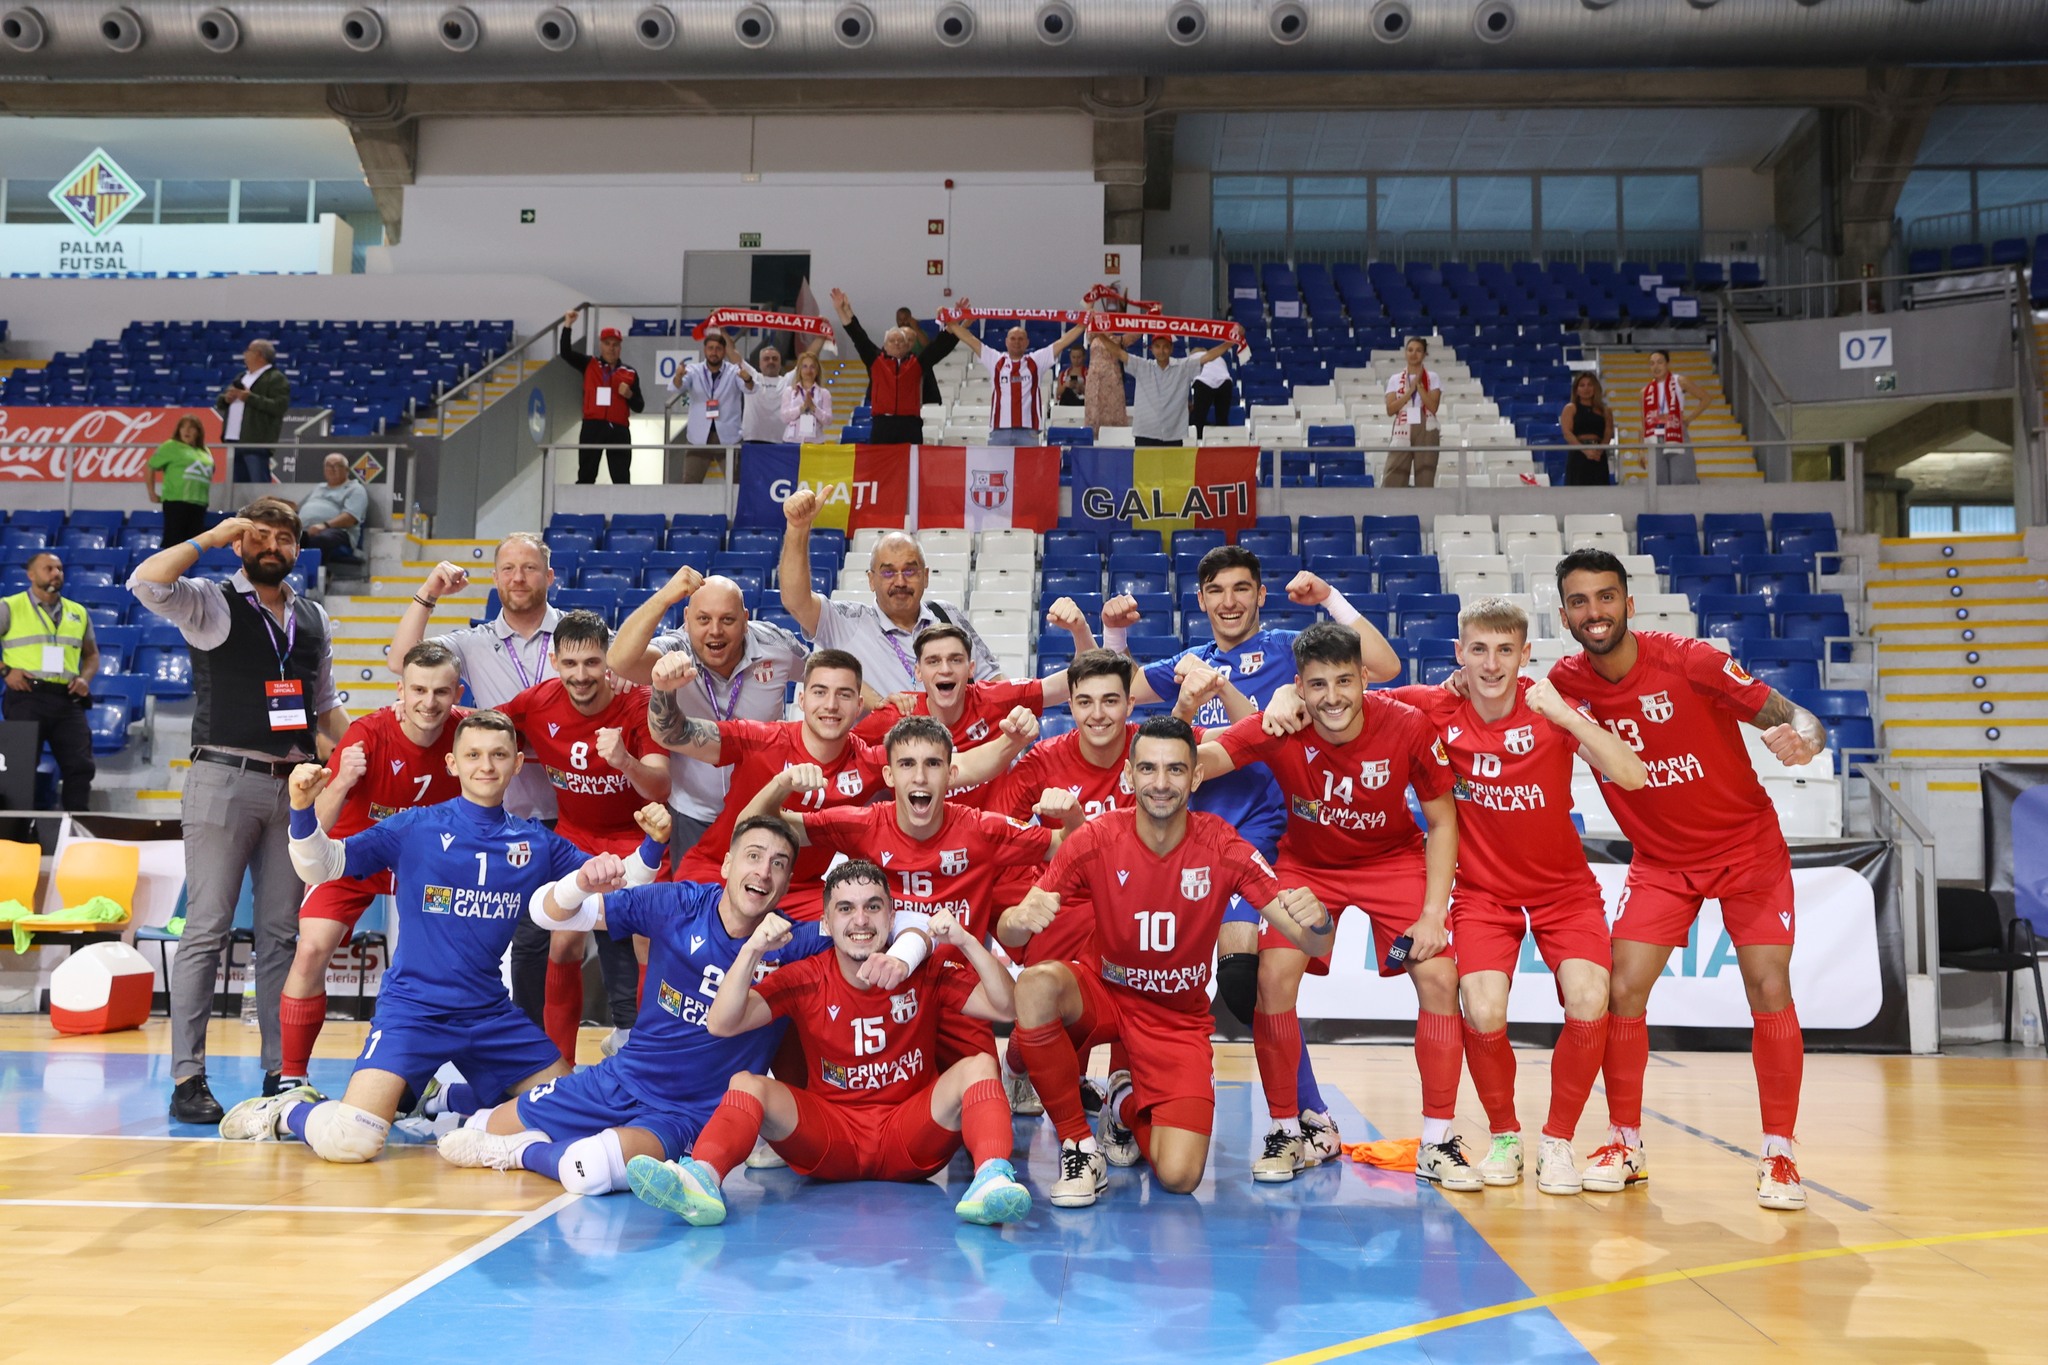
xmin=598 ymin=326 xmax=623 ymax=341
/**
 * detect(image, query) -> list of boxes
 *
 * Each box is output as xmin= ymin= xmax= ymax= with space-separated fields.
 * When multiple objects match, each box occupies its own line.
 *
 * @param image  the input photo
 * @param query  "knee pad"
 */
xmin=305 ymin=1101 xmax=390 ymax=1164
xmin=556 ymin=1130 xmax=628 ymax=1196
xmin=1217 ymin=953 xmax=1259 ymax=1030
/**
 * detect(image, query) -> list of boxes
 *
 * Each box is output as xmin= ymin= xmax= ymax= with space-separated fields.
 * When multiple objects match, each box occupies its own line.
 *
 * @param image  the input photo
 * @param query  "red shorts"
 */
xmin=1449 ymin=885 xmax=1612 ymax=977
xmin=1613 ymin=842 xmax=1795 ymax=949
xmin=1062 ymin=963 xmax=1217 ymax=1136
xmin=769 ymin=1081 xmax=959 ymax=1182
xmin=298 ymin=872 xmax=391 ymax=943
xmin=1259 ymin=860 xmax=1428 ymax=978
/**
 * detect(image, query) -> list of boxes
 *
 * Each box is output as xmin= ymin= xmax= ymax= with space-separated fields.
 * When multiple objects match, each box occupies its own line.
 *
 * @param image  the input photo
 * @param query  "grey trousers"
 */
xmin=174 ymin=760 xmax=300 ymax=1080
xmin=1656 ymin=442 xmax=1699 ymax=486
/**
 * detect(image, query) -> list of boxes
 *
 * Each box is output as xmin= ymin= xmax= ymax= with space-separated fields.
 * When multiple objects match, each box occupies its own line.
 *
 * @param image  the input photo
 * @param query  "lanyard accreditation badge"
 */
xmin=247 ymin=594 xmax=307 ymax=731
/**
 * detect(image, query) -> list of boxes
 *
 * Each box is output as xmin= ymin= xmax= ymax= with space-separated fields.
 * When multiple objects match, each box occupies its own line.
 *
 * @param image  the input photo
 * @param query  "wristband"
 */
xmin=1103 ymin=624 xmax=1129 ymax=653
xmin=413 ymin=594 xmax=437 ymax=610
xmin=289 ymin=805 xmax=319 ymax=839
xmin=185 ymin=538 xmax=206 ymax=557
xmin=1321 ymin=585 xmax=1362 ymax=627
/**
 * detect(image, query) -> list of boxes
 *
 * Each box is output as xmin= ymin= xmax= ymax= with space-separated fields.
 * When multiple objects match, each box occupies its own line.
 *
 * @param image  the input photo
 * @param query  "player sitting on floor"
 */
xmin=625 ymin=860 xmax=1031 ymax=1228
xmin=217 ymin=711 xmax=652 ymax=1163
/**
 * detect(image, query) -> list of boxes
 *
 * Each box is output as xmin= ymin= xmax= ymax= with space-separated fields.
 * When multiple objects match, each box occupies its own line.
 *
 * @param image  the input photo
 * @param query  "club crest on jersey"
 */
xmin=1359 ymin=759 xmax=1392 ymax=789
xmin=1639 ymin=690 xmax=1674 ymax=723
xmin=1724 ymin=657 xmax=1756 ymax=685
xmin=753 ymin=661 xmax=778 ymax=684
xmin=836 ymin=770 xmax=865 ymax=797
xmin=658 ymin=980 xmax=684 ymax=1017
xmin=820 ymin=1060 xmax=849 ymax=1088
xmin=1505 ymin=725 xmax=1535 ymax=756
xmin=1241 ymin=651 xmax=1264 ymax=673
xmin=940 ymin=848 xmax=969 ymax=876
xmin=890 ymin=989 xmax=918 ymax=1023
xmin=1430 ymin=740 xmax=1450 ymax=766
xmin=964 ymin=718 xmax=991 ymax=742
xmin=1181 ymin=866 xmax=1211 ymax=899
xmin=505 ymin=840 xmax=532 ymax=868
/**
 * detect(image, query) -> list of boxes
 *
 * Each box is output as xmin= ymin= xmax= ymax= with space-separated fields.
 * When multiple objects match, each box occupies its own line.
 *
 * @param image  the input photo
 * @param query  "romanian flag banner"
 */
xmin=915 ymin=446 xmax=1061 ymax=531
xmin=1067 ymin=446 xmax=1259 ymax=543
xmin=733 ymin=443 xmax=911 ymax=529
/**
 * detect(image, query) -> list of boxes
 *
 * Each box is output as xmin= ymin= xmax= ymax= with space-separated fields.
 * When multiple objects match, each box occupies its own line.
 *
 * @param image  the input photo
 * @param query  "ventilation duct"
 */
xmin=0 ymin=0 xmax=2039 ymax=80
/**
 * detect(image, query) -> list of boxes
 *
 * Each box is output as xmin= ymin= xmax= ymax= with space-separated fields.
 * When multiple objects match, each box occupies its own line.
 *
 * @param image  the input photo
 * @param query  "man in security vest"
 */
xmin=0 ymin=550 xmax=100 ymax=812
xmin=560 ymin=308 xmax=645 ymax=486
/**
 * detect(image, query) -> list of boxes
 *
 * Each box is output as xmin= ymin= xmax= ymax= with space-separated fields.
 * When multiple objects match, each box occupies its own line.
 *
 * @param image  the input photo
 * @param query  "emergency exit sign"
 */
xmin=739 ymin=232 xmax=762 ymax=248
xmin=519 ymin=209 xmax=535 ymax=223
xmin=927 ymin=259 xmax=944 ymax=275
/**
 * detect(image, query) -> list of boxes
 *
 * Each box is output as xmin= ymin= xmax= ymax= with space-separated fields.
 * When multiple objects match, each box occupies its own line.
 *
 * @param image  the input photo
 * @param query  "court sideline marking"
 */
xmin=0 ymin=1198 xmax=525 ymax=1218
xmin=1259 ymin=1223 xmax=2048 ymax=1365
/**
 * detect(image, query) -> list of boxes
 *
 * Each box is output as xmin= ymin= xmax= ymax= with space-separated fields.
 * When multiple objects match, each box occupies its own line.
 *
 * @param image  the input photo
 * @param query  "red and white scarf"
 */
xmin=1641 ymin=374 xmax=1684 ymax=440
xmin=692 ymin=308 xmax=836 ymax=341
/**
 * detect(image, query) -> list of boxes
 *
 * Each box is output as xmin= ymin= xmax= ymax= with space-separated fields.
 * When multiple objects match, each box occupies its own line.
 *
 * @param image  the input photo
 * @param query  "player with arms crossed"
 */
xmin=1004 ymin=716 xmax=1332 ymax=1206
xmin=626 ymin=861 xmax=1032 ymax=1228
xmin=1196 ymin=622 xmax=1467 ymax=1188
xmin=1547 ymin=549 xmax=1827 ymax=1209
xmin=276 ymin=641 xmax=467 ymax=1090
xmin=217 ymin=712 xmax=636 ymax=1164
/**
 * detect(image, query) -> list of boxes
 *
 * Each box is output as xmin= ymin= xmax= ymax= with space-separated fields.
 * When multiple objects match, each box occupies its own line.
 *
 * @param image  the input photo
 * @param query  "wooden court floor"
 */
xmin=2 ymin=1016 xmax=2043 ymax=1365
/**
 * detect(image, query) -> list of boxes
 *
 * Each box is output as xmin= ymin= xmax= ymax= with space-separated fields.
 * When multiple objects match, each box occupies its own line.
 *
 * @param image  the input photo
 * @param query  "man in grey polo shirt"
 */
xmin=385 ymin=531 xmax=563 ymax=1022
xmin=296 ymin=453 xmax=371 ymax=559
xmin=1093 ymin=332 xmax=1240 ymax=447
xmin=776 ymin=487 xmax=998 ymax=696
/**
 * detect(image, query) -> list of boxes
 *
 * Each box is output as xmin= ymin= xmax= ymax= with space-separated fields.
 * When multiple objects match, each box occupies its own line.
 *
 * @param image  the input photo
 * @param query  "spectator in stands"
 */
xmin=894 ymin=307 xmax=930 ymax=356
xmin=941 ymin=315 xmax=1086 ymax=446
xmin=1055 ymin=347 xmax=1088 ymax=410
xmin=559 ymin=308 xmax=644 ymax=486
xmin=667 ymin=327 xmax=754 ymax=483
xmin=1 ymin=550 xmax=99 ymax=814
xmin=1382 ymin=335 xmax=1443 ymax=488
xmin=777 ymin=487 xmax=997 ymax=695
xmin=1191 ymin=349 xmax=1235 ymax=436
xmin=831 ymin=288 xmax=964 ymax=445
xmin=779 ymin=351 xmax=834 ymax=443
xmin=1560 ymin=372 xmax=1616 ymax=487
xmin=1641 ymin=349 xmax=1709 ymax=487
xmin=297 ymin=453 xmax=369 ymax=559
xmin=1084 ymin=322 xmax=1132 ymax=435
xmin=215 ymin=338 xmax=289 ymax=487
xmin=129 ymin=498 xmax=346 ymax=1123
xmin=1094 ymin=332 xmax=1238 ymax=447
xmin=145 ymin=414 xmax=216 ymax=545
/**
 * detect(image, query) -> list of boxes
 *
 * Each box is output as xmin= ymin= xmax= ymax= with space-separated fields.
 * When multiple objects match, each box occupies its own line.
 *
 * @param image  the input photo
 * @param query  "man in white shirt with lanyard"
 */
xmin=667 ymin=328 xmax=755 ymax=483
xmin=736 ymin=338 xmax=825 ymax=446
xmin=942 ymin=316 xmax=1086 ymax=446
xmin=1641 ymin=349 xmax=1709 ymax=487
xmin=1382 ymin=335 xmax=1443 ymax=488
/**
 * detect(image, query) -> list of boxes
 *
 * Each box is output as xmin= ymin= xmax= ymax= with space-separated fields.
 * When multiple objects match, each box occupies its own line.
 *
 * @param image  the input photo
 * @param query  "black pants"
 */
xmin=869 ymin=414 xmax=924 ymax=445
xmin=1190 ymin=379 xmax=1234 ymax=434
xmin=508 ymin=902 xmax=645 ymax=1029
xmin=1564 ymin=451 xmax=1613 ymax=486
xmin=1135 ymin=435 xmax=1180 ymax=447
xmin=3 ymin=683 xmax=94 ymax=811
xmin=576 ymin=419 xmax=632 ymax=485
xmin=302 ymin=528 xmax=356 ymax=560
xmin=161 ymin=500 xmax=208 ymax=545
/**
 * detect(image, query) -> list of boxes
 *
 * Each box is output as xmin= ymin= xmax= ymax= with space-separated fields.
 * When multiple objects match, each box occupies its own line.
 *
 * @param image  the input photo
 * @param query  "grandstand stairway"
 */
xmin=433 ymin=356 xmax=550 ymax=436
xmin=1600 ymin=348 xmax=1760 ymax=481
xmin=323 ymin=532 xmax=499 ymax=716
xmin=1868 ymin=532 xmax=2048 ymax=761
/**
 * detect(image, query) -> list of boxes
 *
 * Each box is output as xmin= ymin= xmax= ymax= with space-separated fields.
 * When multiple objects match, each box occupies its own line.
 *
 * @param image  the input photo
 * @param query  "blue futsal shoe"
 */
xmin=954 ymin=1157 xmax=1032 ymax=1226
xmin=627 ymin=1154 xmax=727 ymax=1227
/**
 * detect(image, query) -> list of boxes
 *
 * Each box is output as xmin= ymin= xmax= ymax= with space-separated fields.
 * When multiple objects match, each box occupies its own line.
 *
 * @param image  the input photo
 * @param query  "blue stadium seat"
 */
xmin=1109 ymin=531 xmax=1165 ymax=557
xmin=1395 ymin=593 xmax=1460 ymax=642
xmin=87 ymin=675 xmax=147 ymax=754
xmin=1775 ymin=593 xmax=1854 ymax=661
xmin=1949 ymin=243 xmax=1987 ymax=270
xmin=1361 ymin=516 xmax=1423 ymax=557
xmin=1743 ymin=639 xmax=1822 ymax=694
xmin=1668 ymin=555 xmax=1740 ymax=607
xmin=1044 ymin=528 xmax=1104 ymax=556
xmin=136 ymin=622 xmax=194 ymax=698
xmin=1789 ymin=688 xmax=1876 ymax=768
xmin=1042 ymin=568 xmax=1101 ymax=598
xmin=1236 ymin=528 xmax=1293 ymax=559
xmin=1741 ymin=554 xmax=1811 ymax=603
xmin=1376 ymin=555 xmax=1441 ymax=597
xmin=1770 ymin=512 xmax=1839 ymax=562
xmin=1410 ymin=637 xmax=1460 ymax=685
xmin=1696 ymin=595 xmax=1772 ymax=652
xmin=1110 ymin=569 xmax=1171 ymax=597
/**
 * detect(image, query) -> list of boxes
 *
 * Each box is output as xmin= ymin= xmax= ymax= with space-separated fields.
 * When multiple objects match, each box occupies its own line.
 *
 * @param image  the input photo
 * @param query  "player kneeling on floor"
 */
xmin=218 ymin=711 xmax=639 ymax=1162
xmin=433 ymin=809 xmax=831 ymax=1194
xmin=627 ymin=861 xmax=1031 ymax=1228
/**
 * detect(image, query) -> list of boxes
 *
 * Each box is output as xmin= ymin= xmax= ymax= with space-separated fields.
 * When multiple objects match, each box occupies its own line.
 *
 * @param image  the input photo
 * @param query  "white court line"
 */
xmin=0 ymin=1130 xmax=226 ymax=1142
xmin=0 ymin=1198 xmax=526 ymax=1217
xmin=272 ymin=1191 xmax=578 ymax=1365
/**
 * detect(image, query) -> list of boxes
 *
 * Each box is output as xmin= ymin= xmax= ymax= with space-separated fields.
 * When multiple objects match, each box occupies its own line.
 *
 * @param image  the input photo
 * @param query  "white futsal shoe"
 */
xmin=1299 ymin=1109 xmax=1342 ymax=1167
xmin=1002 ymin=1058 xmax=1044 ymax=1116
xmin=1478 ymin=1132 xmax=1525 ymax=1186
xmin=1050 ymin=1139 xmax=1108 ymax=1208
xmin=1757 ymin=1151 xmax=1807 ymax=1210
xmin=1580 ymin=1139 xmax=1649 ymax=1193
xmin=1097 ymin=1070 xmax=1141 ymax=1168
xmin=743 ymin=1139 xmax=788 ymax=1170
xmin=1417 ymin=1135 xmax=1485 ymax=1192
xmin=436 ymin=1126 xmax=540 ymax=1172
xmin=1535 ymin=1137 xmax=1583 ymax=1195
xmin=219 ymin=1084 xmax=321 ymax=1142
xmin=1253 ymin=1125 xmax=1305 ymax=1184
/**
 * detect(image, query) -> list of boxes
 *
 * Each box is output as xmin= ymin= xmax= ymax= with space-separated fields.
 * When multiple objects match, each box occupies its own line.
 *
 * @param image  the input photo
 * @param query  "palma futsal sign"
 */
xmin=48 ymin=147 xmax=147 ymax=237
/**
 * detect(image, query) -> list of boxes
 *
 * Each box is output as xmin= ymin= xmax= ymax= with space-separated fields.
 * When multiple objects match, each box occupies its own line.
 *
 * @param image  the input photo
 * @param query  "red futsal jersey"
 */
xmin=755 ymin=953 xmax=975 ymax=1108
xmin=1546 ymin=632 xmax=1777 ymax=871
xmin=330 ymin=706 xmax=468 ymax=839
xmin=1215 ymin=698 xmax=1453 ymax=874
xmin=1389 ymin=680 xmax=1600 ymax=905
xmin=803 ymin=802 xmax=1053 ymax=940
xmin=983 ymin=725 xmax=1137 ymax=964
xmin=498 ymin=680 xmax=663 ymax=856
xmin=1037 ymin=809 xmax=1282 ymax=1014
xmin=674 ymin=719 xmax=886 ymax=915
xmin=854 ymin=677 xmax=1045 ymax=749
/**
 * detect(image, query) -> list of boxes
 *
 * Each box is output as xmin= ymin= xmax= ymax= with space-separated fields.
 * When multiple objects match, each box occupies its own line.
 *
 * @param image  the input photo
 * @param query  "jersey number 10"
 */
xmin=1133 ymin=910 xmax=1176 ymax=953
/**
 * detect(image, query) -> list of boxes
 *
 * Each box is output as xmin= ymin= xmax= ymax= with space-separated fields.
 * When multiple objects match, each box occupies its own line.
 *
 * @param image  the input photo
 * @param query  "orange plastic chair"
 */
xmin=51 ymin=841 xmax=140 ymax=926
xmin=0 ymin=840 xmax=38 ymax=907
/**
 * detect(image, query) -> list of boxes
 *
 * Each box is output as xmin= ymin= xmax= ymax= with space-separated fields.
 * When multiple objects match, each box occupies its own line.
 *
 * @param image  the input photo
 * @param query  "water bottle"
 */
xmin=240 ymin=979 xmax=259 ymax=1027
xmin=2022 ymin=1005 xmax=2043 ymax=1049
xmin=410 ymin=501 xmax=427 ymax=539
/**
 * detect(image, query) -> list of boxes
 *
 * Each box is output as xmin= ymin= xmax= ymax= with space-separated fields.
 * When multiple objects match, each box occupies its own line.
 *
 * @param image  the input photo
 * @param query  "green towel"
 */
xmin=0 ymin=896 xmax=129 ymax=953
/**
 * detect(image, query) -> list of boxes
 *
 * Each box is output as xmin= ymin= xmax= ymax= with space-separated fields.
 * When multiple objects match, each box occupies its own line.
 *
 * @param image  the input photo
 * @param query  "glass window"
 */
xmin=2 ymin=179 xmax=67 ymax=223
xmin=1976 ymin=169 xmax=2048 ymax=210
xmin=1291 ymin=177 xmax=1368 ymax=241
xmin=1377 ymin=175 xmax=1452 ymax=248
xmin=1907 ymin=505 xmax=1953 ymax=538
xmin=236 ymin=180 xmax=310 ymax=224
xmin=1621 ymin=175 xmax=1699 ymax=233
xmin=313 ymin=179 xmax=378 ymax=217
xmin=1541 ymin=175 xmax=1617 ymax=252
xmin=1455 ymin=176 xmax=1533 ymax=233
xmin=1213 ymin=195 xmax=1287 ymax=236
xmin=1895 ymin=169 xmax=1971 ymax=241
xmin=1213 ymin=175 xmax=1290 ymax=198
xmin=157 ymin=179 xmax=231 ymax=224
xmin=1958 ymin=504 xmax=2017 ymax=535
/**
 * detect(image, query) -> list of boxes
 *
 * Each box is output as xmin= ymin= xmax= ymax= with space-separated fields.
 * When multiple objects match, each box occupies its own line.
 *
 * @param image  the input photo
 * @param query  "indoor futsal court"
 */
xmin=5 ymin=1019 xmax=2042 ymax=1365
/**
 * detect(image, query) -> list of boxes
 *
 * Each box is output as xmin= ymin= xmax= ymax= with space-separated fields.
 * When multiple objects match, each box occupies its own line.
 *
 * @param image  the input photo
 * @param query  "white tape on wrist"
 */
xmin=1322 ymin=586 xmax=1362 ymax=627
xmin=1103 ymin=624 xmax=1129 ymax=652
xmin=529 ymin=876 xmax=601 ymax=932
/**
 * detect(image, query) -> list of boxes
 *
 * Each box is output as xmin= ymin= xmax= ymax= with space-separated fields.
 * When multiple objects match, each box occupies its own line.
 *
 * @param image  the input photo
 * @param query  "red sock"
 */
xmin=636 ymin=962 xmax=647 ymax=1010
xmin=1416 ymin=1010 xmax=1464 ymax=1120
xmin=1252 ymin=1010 xmax=1302 ymax=1119
xmin=1603 ymin=1012 xmax=1649 ymax=1131
xmin=1543 ymin=1015 xmax=1609 ymax=1140
xmin=1462 ymin=1024 xmax=1518 ymax=1133
xmin=1013 ymin=1021 xmax=1089 ymax=1143
xmin=960 ymin=1078 xmax=1013 ymax=1167
xmin=690 ymin=1090 xmax=763 ymax=1180
xmin=1003 ymin=1032 xmax=1026 ymax=1075
xmin=544 ymin=959 xmax=583 ymax=1064
xmin=279 ymin=991 xmax=325 ymax=1079
xmin=1751 ymin=1005 xmax=1803 ymax=1137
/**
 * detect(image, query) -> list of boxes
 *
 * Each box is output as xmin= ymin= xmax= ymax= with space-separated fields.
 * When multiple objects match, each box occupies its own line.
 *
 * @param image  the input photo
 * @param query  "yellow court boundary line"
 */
xmin=1261 ymin=1224 xmax=2048 ymax=1365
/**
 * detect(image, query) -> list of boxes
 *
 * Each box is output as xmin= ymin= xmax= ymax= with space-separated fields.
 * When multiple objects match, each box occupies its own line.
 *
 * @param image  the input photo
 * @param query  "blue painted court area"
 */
xmin=3 ymin=1049 xmax=1592 ymax=1364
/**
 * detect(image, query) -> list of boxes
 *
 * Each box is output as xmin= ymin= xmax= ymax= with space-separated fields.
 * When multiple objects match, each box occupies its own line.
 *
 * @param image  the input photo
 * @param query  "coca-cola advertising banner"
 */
xmin=0 ymin=407 xmax=227 ymax=482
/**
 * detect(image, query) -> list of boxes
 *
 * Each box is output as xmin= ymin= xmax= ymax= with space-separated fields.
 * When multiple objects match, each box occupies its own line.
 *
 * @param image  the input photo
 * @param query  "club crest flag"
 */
xmin=916 ymin=446 xmax=1060 ymax=531
xmin=733 ymin=443 xmax=911 ymax=530
xmin=1068 ymin=446 xmax=1259 ymax=543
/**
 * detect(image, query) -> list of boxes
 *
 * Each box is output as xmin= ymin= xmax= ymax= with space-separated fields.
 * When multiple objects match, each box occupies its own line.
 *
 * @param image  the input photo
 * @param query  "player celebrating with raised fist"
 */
xmin=626 ymin=863 xmax=1032 ymax=1228
xmin=217 ymin=712 xmax=643 ymax=1165
xmin=1547 ymin=549 xmax=1827 ymax=1210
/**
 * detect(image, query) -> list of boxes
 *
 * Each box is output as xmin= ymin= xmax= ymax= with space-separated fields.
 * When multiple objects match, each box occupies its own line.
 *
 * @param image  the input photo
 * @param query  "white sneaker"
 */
xmin=1098 ymin=1070 xmax=1140 ymax=1168
xmin=1253 ymin=1125 xmax=1304 ymax=1184
xmin=743 ymin=1139 xmax=787 ymax=1170
xmin=600 ymin=1027 xmax=631 ymax=1058
xmin=1757 ymin=1152 xmax=1807 ymax=1210
xmin=1050 ymin=1139 xmax=1107 ymax=1208
xmin=1535 ymin=1136 xmax=1583 ymax=1195
xmin=1417 ymin=1136 xmax=1484 ymax=1192
xmin=1478 ymin=1132 xmax=1524 ymax=1186
xmin=435 ymin=1126 xmax=540 ymax=1172
xmin=1580 ymin=1140 xmax=1649 ymax=1193
xmin=1299 ymin=1108 xmax=1342 ymax=1166
xmin=1003 ymin=1061 xmax=1044 ymax=1116
xmin=219 ymin=1084 xmax=320 ymax=1142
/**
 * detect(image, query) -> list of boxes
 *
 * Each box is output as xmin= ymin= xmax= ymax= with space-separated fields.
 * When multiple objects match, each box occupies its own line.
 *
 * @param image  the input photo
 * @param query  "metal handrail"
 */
xmin=1862 ymin=766 xmax=1942 ymax=1036
xmin=430 ymin=301 xmax=591 ymax=441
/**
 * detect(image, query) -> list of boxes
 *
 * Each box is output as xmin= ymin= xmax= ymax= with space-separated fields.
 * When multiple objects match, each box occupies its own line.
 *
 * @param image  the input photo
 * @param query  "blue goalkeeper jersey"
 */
xmin=1142 ymin=627 xmax=1300 ymax=856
